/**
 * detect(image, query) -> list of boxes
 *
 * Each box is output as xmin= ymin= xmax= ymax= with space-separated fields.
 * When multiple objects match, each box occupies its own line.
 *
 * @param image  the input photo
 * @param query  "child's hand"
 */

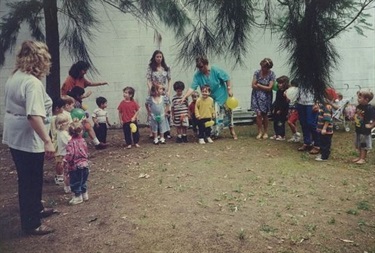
xmin=365 ymin=123 xmax=373 ymax=129
xmin=321 ymin=129 xmax=327 ymax=135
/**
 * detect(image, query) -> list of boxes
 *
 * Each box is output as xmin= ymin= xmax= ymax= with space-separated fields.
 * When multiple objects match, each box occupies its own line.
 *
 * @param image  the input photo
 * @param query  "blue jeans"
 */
xmin=297 ymin=104 xmax=319 ymax=146
xmin=69 ymin=167 xmax=89 ymax=196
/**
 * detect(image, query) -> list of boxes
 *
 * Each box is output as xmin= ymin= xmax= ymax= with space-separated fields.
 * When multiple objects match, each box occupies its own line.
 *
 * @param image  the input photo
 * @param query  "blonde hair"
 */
xmin=68 ymin=120 xmax=84 ymax=137
xmin=14 ymin=40 xmax=51 ymax=79
xmin=358 ymin=89 xmax=374 ymax=102
xmin=55 ymin=113 xmax=70 ymax=131
xmin=61 ymin=95 xmax=75 ymax=105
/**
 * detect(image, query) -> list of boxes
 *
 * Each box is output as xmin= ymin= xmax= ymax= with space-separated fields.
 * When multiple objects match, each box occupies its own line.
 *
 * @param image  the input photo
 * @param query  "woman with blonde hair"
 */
xmin=2 ymin=40 xmax=57 ymax=235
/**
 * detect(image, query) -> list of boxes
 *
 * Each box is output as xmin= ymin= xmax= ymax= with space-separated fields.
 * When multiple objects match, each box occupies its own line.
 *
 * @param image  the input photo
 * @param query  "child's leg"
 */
xmin=122 ymin=123 xmax=132 ymax=145
xmin=320 ymin=134 xmax=332 ymax=160
xmin=83 ymin=121 xmax=101 ymax=146
xmin=81 ymin=167 xmax=89 ymax=194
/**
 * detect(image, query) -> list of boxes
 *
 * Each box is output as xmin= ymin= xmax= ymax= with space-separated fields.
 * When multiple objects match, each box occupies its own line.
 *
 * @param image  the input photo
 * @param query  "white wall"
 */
xmin=1 ymin=2 xmax=374 ymax=131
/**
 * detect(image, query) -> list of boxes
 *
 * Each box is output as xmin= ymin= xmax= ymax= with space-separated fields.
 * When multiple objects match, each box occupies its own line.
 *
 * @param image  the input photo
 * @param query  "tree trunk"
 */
xmin=43 ymin=0 xmax=60 ymax=99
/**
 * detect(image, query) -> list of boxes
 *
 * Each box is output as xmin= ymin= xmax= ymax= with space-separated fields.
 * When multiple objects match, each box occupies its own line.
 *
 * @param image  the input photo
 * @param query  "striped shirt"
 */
xmin=317 ymin=103 xmax=333 ymax=134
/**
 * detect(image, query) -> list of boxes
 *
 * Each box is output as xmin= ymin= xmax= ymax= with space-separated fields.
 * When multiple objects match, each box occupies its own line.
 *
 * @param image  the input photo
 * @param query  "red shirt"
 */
xmin=61 ymin=75 xmax=91 ymax=95
xmin=189 ymin=101 xmax=196 ymax=116
xmin=117 ymin=100 xmax=140 ymax=123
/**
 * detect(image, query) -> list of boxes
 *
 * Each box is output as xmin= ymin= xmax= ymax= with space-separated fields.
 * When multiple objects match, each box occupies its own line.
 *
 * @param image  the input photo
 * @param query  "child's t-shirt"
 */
xmin=92 ymin=108 xmax=108 ymax=124
xmin=195 ymin=97 xmax=214 ymax=119
xmin=354 ymin=104 xmax=375 ymax=135
xmin=317 ymin=103 xmax=333 ymax=134
xmin=56 ymin=130 xmax=71 ymax=156
xmin=171 ymin=95 xmax=189 ymax=117
xmin=117 ymin=100 xmax=140 ymax=123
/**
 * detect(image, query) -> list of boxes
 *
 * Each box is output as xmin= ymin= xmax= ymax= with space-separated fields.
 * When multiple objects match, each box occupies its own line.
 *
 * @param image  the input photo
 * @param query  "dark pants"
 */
xmin=198 ymin=118 xmax=212 ymax=139
xmin=94 ymin=123 xmax=108 ymax=143
xmin=273 ymin=114 xmax=286 ymax=137
xmin=319 ymin=133 xmax=332 ymax=159
xmin=122 ymin=122 xmax=140 ymax=145
xmin=297 ymin=104 xmax=320 ymax=146
xmin=10 ymin=148 xmax=44 ymax=231
xmin=69 ymin=167 xmax=89 ymax=196
xmin=189 ymin=114 xmax=198 ymax=134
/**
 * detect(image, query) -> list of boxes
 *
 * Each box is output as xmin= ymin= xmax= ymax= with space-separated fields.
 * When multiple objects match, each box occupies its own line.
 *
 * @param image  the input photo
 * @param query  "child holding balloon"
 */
xmin=146 ymin=84 xmax=170 ymax=144
xmin=118 ymin=87 xmax=140 ymax=148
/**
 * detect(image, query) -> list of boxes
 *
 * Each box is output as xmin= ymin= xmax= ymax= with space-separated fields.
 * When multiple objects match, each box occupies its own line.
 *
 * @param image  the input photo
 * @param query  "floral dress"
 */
xmin=146 ymin=66 xmax=171 ymax=90
xmin=251 ymin=69 xmax=275 ymax=113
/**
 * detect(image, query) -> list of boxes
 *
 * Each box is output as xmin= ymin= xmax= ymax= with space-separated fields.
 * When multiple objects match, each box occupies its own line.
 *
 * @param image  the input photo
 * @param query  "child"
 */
xmin=285 ymin=79 xmax=301 ymax=142
xmin=118 ymin=87 xmax=140 ymax=148
xmin=270 ymin=76 xmax=290 ymax=141
xmin=50 ymin=97 xmax=66 ymax=185
xmin=64 ymin=120 xmax=90 ymax=205
xmin=195 ymin=85 xmax=215 ymax=144
xmin=352 ymin=90 xmax=375 ymax=164
xmin=92 ymin=96 xmax=111 ymax=144
xmin=146 ymin=84 xmax=170 ymax=144
xmin=171 ymin=81 xmax=189 ymax=143
xmin=189 ymin=91 xmax=200 ymax=136
xmin=55 ymin=113 xmax=72 ymax=193
xmin=315 ymin=91 xmax=334 ymax=161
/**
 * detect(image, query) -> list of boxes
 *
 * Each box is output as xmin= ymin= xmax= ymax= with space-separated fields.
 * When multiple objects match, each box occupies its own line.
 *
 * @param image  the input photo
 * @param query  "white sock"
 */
xmin=93 ymin=137 xmax=100 ymax=145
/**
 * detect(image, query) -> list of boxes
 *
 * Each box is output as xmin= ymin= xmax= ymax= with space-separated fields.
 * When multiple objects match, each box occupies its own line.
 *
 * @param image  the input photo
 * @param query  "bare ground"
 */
xmin=0 ymin=125 xmax=375 ymax=253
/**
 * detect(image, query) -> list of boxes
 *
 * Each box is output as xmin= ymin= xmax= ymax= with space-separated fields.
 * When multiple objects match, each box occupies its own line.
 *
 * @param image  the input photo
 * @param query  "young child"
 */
xmin=50 ymin=97 xmax=66 ymax=185
xmin=189 ymin=91 xmax=200 ymax=136
xmin=352 ymin=90 xmax=375 ymax=164
xmin=285 ymin=79 xmax=301 ymax=142
xmin=270 ymin=76 xmax=290 ymax=141
xmin=195 ymin=85 xmax=215 ymax=144
xmin=64 ymin=120 xmax=90 ymax=205
xmin=92 ymin=96 xmax=111 ymax=144
xmin=118 ymin=87 xmax=140 ymax=148
xmin=146 ymin=84 xmax=170 ymax=144
xmin=55 ymin=113 xmax=72 ymax=193
xmin=315 ymin=91 xmax=334 ymax=161
xmin=171 ymin=81 xmax=189 ymax=143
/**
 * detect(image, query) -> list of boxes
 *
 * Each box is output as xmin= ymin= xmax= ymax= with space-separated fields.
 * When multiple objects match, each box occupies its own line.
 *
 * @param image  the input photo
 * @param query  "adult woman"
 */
xmin=2 ymin=41 xmax=57 ymax=235
xmin=251 ymin=58 xmax=275 ymax=139
xmin=182 ymin=56 xmax=237 ymax=139
xmin=146 ymin=50 xmax=171 ymax=96
xmin=61 ymin=61 xmax=108 ymax=97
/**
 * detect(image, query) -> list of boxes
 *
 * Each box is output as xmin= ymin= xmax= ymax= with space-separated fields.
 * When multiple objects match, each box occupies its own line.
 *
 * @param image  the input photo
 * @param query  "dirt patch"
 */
xmin=1 ymin=126 xmax=375 ymax=253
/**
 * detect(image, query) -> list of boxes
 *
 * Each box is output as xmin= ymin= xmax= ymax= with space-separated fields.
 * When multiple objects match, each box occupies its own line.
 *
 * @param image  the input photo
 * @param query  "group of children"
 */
xmin=268 ymin=75 xmax=375 ymax=163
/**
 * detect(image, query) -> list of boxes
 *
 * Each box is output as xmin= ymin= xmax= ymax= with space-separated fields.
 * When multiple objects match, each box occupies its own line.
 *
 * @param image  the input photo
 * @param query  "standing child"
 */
xmin=352 ymin=90 xmax=374 ymax=164
xmin=189 ymin=91 xmax=200 ymax=136
xmin=64 ymin=120 xmax=90 ymax=205
xmin=285 ymin=79 xmax=301 ymax=142
xmin=195 ymin=85 xmax=215 ymax=144
xmin=93 ymin=96 xmax=111 ymax=144
xmin=315 ymin=92 xmax=334 ymax=161
xmin=270 ymin=76 xmax=290 ymax=141
xmin=171 ymin=81 xmax=190 ymax=143
xmin=55 ymin=113 xmax=72 ymax=193
xmin=118 ymin=87 xmax=140 ymax=148
xmin=146 ymin=84 xmax=170 ymax=144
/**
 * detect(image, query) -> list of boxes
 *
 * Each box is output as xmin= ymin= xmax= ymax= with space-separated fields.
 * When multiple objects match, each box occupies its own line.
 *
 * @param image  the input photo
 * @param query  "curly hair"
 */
xmin=14 ymin=40 xmax=51 ymax=79
xmin=68 ymin=61 xmax=90 ymax=79
xmin=148 ymin=50 xmax=169 ymax=72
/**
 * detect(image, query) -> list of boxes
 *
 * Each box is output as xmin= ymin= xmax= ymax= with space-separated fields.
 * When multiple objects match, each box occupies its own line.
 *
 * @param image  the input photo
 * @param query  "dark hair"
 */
xmin=173 ymin=81 xmax=185 ymax=91
xmin=260 ymin=58 xmax=273 ymax=69
xmin=290 ymin=79 xmax=299 ymax=87
xmin=149 ymin=50 xmax=169 ymax=72
xmin=196 ymin=56 xmax=209 ymax=67
xmin=67 ymin=86 xmax=85 ymax=102
xmin=123 ymin=86 xmax=135 ymax=100
xmin=52 ymin=97 xmax=66 ymax=111
xmin=276 ymin=75 xmax=290 ymax=90
xmin=201 ymin=84 xmax=211 ymax=93
xmin=96 ymin=96 xmax=107 ymax=107
xmin=69 ymin=61 xmax=90 ymax=79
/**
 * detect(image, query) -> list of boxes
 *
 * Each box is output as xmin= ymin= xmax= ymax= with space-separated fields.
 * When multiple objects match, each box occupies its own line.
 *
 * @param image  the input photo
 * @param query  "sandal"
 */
xmin=256 ymin=133 xmax=263 ymax=139
xmin=352 ymin=158 xmax=360 ymax=162
xmin=298 ymin=144 xmax=312 ymax=151
xmin=355 ymin=159 xmax=366 ymax=165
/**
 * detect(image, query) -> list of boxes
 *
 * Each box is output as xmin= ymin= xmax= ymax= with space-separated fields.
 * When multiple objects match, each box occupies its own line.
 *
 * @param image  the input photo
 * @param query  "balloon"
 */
xmin=272 ymin=81 xmax=278 ymax=91
xmin=81 ymin=104 xmax=88 ymax=111
xmin=154 ymin=115 xmax=161 ymax=123
xmin=225 ymin=97 xmax=239 ymax=110
xmin=71 ymin=108 xmax=86 ymax=121
xmin=205 ymin=120 xmax=215 ymax=128
xmin=130 ymin=123 xmax=137 ymax=133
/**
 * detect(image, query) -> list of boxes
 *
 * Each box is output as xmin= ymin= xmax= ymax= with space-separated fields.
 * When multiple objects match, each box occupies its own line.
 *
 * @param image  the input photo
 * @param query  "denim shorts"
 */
xmin=355 ymin=133 xmax=372 ymax=150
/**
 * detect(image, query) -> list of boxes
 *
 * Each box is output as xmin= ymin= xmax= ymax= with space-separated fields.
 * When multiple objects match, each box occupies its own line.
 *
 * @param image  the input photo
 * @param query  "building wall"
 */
xmin=0 ymin=2 xmax=374 ymax=131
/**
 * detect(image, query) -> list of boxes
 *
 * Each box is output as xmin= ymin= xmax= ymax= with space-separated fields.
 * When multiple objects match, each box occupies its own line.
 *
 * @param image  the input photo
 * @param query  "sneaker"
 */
xmin=176 ymin=137 xmax=183 ymax=143
xmin=309 ymin=147 xmax=320 ymax=155
xmin=182 ymin=135 xmax=188 ymax=143
xmin=316 ymin=154 xmax=322 ymax=159
xmin=315 ymin=157 xmax=327 ymax=162
xmin=256 ymin=133 xmax=263 ymax=139
xmin=54 ymin=175 xmax=64 ymax=185
xmin=262 ymin=133 xmax=269 ymax=139
xmin=288 ymin=136 xmax=296 ymax=142
xmin=64 ymin=186 xmax=71 ymax=193
xmin=25 ymin=224 xmax=55 ymax=235
xmin=160 ymin=138 xmax=166 ymax=144
xmin=153 ymin=139 xmax=159 ymax=145
xmin=276 ymin=136 xmax=285 ymax=141
xmin=199 ymin=138 xmax=206 ymax=144
xmin=95 ymin=143 xmax=107 ymax=150
xmin=206 ymin=137 xmax=214 ymax=143
xmin=69 ymin=195 xmax=83 ymax=205
xmin=269 ymin=135 xmax=277 ymax=140
xmin=135 ymin=143 xmax=140 ymax=148
xmin=82 ymin=192 xmax=89 ymax=201
xmin=126 ymin=145 xmax=132 ymax=149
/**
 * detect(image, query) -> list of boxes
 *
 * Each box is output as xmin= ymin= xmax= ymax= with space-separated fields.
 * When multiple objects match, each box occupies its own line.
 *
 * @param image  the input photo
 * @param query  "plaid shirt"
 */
xmin=64 ymin=136 xmax=89 ymax=171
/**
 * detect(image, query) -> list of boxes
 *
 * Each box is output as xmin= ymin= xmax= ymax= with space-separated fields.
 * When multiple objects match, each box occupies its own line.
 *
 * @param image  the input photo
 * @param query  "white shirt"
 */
xmin=2 ymin=71 xmax=52 ymax=152
xmin=56 ymin=130 xmax=71 ymax=156
xmin=92 ymin=108 xmax=107 ymax=123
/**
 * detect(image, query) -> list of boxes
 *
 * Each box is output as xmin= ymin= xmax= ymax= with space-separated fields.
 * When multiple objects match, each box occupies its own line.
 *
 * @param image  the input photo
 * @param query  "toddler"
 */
xmin=195 ymin=85 xmax=215 ymax=144
xmin=270 ymin=75 xmax=290 ymax=141
xmin=55 ymin=113 xmax=72 ymax=193
xmin=93 ymin=96 xmax=111 ymax=144
xmin=146 ymin=84 xmax=170 ymax=144
xmin=285 ymin=79 xmax=301 ymax=142
xmin=171 ymin=81 xmax=189 ymax=143
xmin=118 ymin=87 xmax=140 ymax=148
xmin=189 ymin=91 xmax=200 ymax=136
xmin=64 ymin=120 xmax=90 ymax=205
xmin=352 ymin=90 xmax=375 ymax=164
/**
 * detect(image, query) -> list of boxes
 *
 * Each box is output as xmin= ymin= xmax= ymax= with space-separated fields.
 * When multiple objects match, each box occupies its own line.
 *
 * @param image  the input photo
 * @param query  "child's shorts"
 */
xmin=288 ymin=109 xmax=299 ymax=124
xmin=173 ymin=115 xmax=189 ymax=127
xmin=355 ymin=133 xmax=372 ymax=150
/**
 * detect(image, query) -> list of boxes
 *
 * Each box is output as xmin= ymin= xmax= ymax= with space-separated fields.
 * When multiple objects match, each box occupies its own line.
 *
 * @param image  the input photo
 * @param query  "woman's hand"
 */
xmin=44 ymin=140 xmax=55 ymax=159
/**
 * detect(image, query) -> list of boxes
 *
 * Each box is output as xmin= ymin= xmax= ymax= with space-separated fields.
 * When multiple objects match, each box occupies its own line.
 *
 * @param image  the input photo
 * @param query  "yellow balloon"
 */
xmin=225 ymin=97 xmax=239 ymax=110
xmin=81 ymin=104 xmax=88 ymax=111
xmin=130 ymin=123 xmax=137 ymax=133
xmin=205 ymin=120 xmax=215 ymax=128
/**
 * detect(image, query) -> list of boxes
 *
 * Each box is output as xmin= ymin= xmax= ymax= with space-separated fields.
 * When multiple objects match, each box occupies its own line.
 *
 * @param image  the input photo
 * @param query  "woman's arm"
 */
xmin=28 ymin=115 xmax=54 ymax=158
xmin=226 ymin=80 xmax=233 ymax=97
xmin=182 ymin=88 xmax=195 ymax=103
xmin=88 ymin=81 xmax=108 ymax=87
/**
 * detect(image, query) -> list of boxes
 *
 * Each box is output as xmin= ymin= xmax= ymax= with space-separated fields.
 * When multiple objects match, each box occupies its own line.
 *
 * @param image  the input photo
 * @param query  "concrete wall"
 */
xmin=1 ymin=2 xmax=374 ymax=131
